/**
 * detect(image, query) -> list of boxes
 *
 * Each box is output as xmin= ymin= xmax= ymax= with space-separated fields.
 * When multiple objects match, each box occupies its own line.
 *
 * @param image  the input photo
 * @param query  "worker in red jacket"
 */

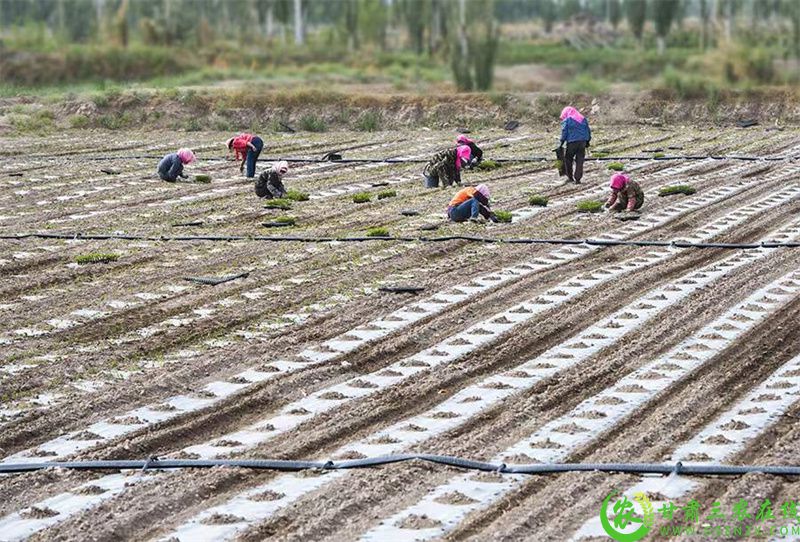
xmin=226 ymin=133 xmax=264 ymax=178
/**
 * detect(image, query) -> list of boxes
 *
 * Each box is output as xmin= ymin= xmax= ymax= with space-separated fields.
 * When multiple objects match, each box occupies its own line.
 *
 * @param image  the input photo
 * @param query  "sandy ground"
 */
xmin=0 ymin=125 xmax=799 ymax=541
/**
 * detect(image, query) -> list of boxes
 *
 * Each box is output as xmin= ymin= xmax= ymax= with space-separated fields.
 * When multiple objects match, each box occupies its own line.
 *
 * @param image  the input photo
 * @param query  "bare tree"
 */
xmin=293 ymin=0 xmax=303 ymax=45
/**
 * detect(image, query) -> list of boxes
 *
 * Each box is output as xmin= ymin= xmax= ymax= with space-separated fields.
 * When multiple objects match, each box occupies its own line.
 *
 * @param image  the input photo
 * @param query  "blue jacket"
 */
xmin=157 ymin=153 xmax=184 ymax=182
xmin=560 ymin=117 xmax=592 ymax=145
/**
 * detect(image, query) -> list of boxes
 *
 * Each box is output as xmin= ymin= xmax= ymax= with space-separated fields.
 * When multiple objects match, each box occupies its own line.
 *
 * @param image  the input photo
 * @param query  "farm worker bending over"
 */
xmin=605 ymin=173 xmax=644 ymax=212
xmin=559 ymin=106 xmax=592 ymax=184
xmin=457 ymin=135 xmax=483 ymax=168
xmin=447 ymin=184 xmax=497 ymax=224
xmin=157 ymin=148 xmax=195 ymax=182
xmin=226 ymin=133 xmax=264 ymax=178
xmin=423 ymin=144 xmax=472 ymax=188
xmin=255 ymin=161 xmax=289 ymax=199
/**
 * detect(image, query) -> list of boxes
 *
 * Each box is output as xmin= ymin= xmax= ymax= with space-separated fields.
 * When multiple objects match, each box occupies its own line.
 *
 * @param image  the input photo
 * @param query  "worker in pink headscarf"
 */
xmin=559 ymin=106 xmax=592 ymax=184
xmin=447 ymin=184 xmax=497 ymax=223
xmin=423 ymin=144 xmax=471 ymax=188
xmin=157 ymin=148 xmax=195 ymax=182
xmin=456 ymin=134 xmax=483 ymax=168
xmin=605 ymin=173 xmax=644 ymax=212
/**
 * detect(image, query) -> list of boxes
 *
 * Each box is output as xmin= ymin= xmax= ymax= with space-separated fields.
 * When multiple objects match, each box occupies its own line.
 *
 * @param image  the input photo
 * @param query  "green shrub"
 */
xmin=299 ymin=115 xmax=327 ymax=132
xmin=356 ymin=110 xmax=382 ymax=132
xmin=353 ymin=192 xmax=372 ymax=203
xmin=659 ymin=185 xmax=697 ymax=197
xmin=493 ymin=210 xmax=513 ymax=223
xmin=528 ymin=195 xmax=549 ymax=207
xmin=274 ymin=215 xmax=296 ymax=225
xmin=577 ymin=200 xmax=604 ymax=213
xmin=264 ymin=198 xmax=292 ymax=210
xmin=607 ymin=162 xmax=625 ymax=171
xmin=286 ymin=190 xmax=310 ymax=201
xmin=69 ymin=115 xmax=90 ymax=128
xmin=377 ymin=189 xmax=397 ymax=200
xmin=477 ymin=159 xmax=501 ymax=170
xmin=76 ymin=252 xmax=119 ymax=265
xmin=194 ymin=174 xmax=212 ymax=183
xmin=366 ymin=226 xmax=389 ymax=237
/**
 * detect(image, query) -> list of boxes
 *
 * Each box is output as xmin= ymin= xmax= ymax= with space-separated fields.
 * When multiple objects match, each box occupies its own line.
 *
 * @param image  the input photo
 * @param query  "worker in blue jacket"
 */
xmin=559 ymin=106 xmax=592 ymax=184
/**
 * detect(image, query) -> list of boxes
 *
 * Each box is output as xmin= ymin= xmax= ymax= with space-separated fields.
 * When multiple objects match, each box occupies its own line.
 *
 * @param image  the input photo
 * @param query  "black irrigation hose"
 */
xmin=1 ymin=232 xmax=799 ymax=248
xmin=2 ymin=455 xmax=800 ymax=477
xmin=55 ymin=154 xmax=799 ymax=164
xmin=183 ymin=272 xmax=250 ymax=286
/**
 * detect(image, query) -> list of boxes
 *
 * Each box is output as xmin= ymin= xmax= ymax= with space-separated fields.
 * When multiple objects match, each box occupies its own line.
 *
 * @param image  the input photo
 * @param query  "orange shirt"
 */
xmin=448 ymin=187 xmax=478 ymax=207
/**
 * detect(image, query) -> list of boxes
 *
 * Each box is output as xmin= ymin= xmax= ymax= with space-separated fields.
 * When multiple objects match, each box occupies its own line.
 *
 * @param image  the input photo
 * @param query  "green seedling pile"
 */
xmin=75 ymin=253 xmax=120 ymax=265
xmin=274 ymin=216 xmax=297 ymax=225
xmin=366 ymin=226 xmax=390 ymax=237
xmin=592 ymin=151 xmax=609 ymax=158
xmin=377 ymin=189 xmax=397 ymax=200
xmin=607 ymin=162 xmax=625 ymax=171
xmin=493 ymin=210 xmax=513 ymax=223
xmin=659 ymin=185 xmax=697 ymax=197
xmin=477 ymin=159 xmax=501 ymax=171
xmin=528 ymin=194 xmax=549 ymax=207
xmin=264 ymin=198 xmax=293 ymax=210
xmin=577 ymin=200 xmax=604 ymax=213
xmin=286 ymin=190 xmax=310 ymax=201
xmin=194 ymin=174 xmax=212 ymax=183
xmin=353 ymin=192 xmax=372 ymax=203
xmin=653 ymin=152 xmax=666 ymax=159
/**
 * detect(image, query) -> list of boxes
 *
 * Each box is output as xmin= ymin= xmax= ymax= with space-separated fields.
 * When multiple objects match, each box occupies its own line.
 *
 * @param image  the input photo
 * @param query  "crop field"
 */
xmin=1 ymin=124 xmax=800 ymax=541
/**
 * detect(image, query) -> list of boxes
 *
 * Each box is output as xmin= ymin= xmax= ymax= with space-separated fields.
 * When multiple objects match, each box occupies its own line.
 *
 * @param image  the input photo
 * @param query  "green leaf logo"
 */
xmin=600 ymin=489 xmax=654 ymax=542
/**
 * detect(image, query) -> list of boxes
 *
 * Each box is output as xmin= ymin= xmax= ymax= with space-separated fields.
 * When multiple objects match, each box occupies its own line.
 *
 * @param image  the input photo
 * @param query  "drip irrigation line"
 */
xmin=1 ymin=232 xmax=798 ymax=249
xmin=51 ymin=154 xmax=797 ymax=164
xmin=2 ymin=456 xmax=800 ymax=477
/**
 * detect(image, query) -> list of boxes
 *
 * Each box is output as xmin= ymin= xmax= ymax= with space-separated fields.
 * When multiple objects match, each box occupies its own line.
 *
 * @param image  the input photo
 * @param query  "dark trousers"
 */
xmin=448 ymin=199 xmax=480 ymax=222
xmin=565 ymin=140 xmax=586 ymax=183
xmin=245 ymin=137 xmax=264 ymax=178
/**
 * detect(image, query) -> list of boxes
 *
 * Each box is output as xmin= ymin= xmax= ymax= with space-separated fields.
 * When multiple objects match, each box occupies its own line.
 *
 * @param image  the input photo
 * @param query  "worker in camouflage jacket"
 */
xmin=255 ymin=161 xmax=289 ymax=199
xmin=423 ymin=145 xmax=471 ymax=188
xmin=605 ymin=173 xmax=644 ymax=212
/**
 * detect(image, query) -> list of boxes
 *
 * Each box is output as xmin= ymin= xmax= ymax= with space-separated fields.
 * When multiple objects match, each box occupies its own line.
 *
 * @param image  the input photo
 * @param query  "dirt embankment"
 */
xmin=3 ymin=87 xmax=800 ymax=136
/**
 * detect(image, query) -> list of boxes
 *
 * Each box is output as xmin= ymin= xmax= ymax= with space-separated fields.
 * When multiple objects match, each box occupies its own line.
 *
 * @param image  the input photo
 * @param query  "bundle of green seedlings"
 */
xmin=75 ymin=252 xmax=119 ymax=265
xmin=477 ymin=159 xmax=501 ymax=171
xmin=607 ymin=162 xmax=625 ymax=171
xmin=286 ymin=190 xmax=310 ymax=201
xmin=377 ymin=189 xmax=397 ymax=200
xmin=194 ymin=174 xmax=212 ymax=183
xmin=577 ymin=200 xmax=604 ymax=213
xmin=366 ymin=226 xmax=390 ymax=237
xmin=658 ymin=184 xmax=697 ymax=197
xmin=528 ymin=194 xmax=549 ymax=207
xmin=653 ymin=152 xmax=666 ymax=159
xmin=264 ymin=198 xmax=293 ymax=210
xmin=592 ymin=151 xmax=610 ymax=158
xmin=353 ymin=192 xmax=372 ymax=203
xmin=493 ymin=210 xmax=513 ymax=223
xmin=273 ymin=216 xmax=296 ymax=226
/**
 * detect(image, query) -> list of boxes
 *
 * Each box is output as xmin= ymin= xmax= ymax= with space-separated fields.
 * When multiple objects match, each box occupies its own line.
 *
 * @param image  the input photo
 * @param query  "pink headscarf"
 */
xmin=560 ymin=106 xmax=585 ymax=124
xmin=475 ymin=184 xmax=490 ymax=199
xmin=455 ymin=145 xmax=472 ymax=171
xmin=610 ymin=173 xmax=630 ymax=190
xmin=272 ymin=160 xmax=289 ymax=176
xmin=177 ymin=148 xmax=196 ymax=164
xmin=457 ymin=135 xmax=473 ymax=145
